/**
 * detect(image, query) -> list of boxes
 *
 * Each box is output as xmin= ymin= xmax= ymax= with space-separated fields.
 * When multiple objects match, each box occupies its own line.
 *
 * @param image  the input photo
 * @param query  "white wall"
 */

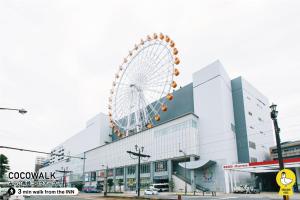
xmin=84 ymin=114 xmax=199 ymax=172
xmin=192 ymin=60 xmax=238 ymax=163
xmin=192 ymin=60 xmax=238 ymax=192
xmin=241 ymin=78 xmax=275 ymax=162
xmin=40 ymin=112 xmax=111 ymax=180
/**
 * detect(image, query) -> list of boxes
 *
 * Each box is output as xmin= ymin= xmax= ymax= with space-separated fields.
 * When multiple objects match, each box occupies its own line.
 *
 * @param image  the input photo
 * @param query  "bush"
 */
xmin=73 ymin=182 xmax=84 ymax=191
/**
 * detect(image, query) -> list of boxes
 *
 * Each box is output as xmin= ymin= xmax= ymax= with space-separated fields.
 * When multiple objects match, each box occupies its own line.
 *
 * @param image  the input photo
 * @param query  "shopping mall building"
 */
xmin=39 ymin=60 xmax=275 ymax=193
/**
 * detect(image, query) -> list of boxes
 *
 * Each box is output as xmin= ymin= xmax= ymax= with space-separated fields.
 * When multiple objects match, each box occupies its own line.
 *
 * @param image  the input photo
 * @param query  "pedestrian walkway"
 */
xmin=75 ymin=192 xmax=300 ymax=200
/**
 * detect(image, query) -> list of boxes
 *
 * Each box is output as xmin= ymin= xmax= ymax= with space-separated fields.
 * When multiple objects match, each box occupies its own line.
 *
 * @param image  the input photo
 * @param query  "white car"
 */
xmin=152 ymin=189 xmax=159 ymax=195
xmin=144 ymin=189 xmax=158 ymax=195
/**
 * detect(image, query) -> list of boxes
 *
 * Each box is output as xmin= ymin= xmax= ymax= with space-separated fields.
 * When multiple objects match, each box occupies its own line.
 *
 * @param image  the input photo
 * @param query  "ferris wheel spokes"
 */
xmin=109 ymin=33 xmax=180 ymax=138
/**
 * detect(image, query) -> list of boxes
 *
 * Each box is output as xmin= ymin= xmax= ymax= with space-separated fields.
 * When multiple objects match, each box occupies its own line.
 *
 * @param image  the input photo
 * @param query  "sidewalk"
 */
xmin=76 ymin=191 xmax=300 ymax=200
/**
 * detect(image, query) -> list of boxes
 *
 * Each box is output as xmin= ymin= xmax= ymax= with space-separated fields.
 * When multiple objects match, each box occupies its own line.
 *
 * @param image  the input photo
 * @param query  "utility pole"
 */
xmin=270 ymin=103 xmax=287 ymax=200
xmin=127 ymin=145 xmax=150 ymax=197
xmin=100 ymin=164 xmax=109 ymax=196
xmin=56 ymin=168 xmax=72 ymax=187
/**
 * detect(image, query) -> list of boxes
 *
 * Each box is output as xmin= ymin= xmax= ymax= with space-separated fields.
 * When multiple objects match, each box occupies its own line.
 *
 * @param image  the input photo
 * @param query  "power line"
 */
xmin=0 ymin=146 xmax=85 ymax=160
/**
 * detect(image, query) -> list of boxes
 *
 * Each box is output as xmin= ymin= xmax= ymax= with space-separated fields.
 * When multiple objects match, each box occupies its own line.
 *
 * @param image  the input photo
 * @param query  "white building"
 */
xmin=40 ymin=113 xmax=110 ymax=184
xmin=232 ymin=77 xmax=274 ymax=163
xmin=40 ymin=60 xmax=275 ymax=193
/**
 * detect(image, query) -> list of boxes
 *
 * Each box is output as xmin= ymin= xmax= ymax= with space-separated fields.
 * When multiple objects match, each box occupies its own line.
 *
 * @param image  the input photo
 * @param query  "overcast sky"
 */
xmin=0 ymin=0 xmax=300 ymax=172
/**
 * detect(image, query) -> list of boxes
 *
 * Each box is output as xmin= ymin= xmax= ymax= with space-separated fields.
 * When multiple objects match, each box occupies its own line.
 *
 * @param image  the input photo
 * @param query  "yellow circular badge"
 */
xmin=276 ymin=169 xmax=296 ymax=196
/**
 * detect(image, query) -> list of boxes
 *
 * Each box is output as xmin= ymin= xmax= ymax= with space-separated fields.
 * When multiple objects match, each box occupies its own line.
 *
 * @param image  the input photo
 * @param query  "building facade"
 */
xmin=40 ymin=113 xmax=111 ymax=185
xmin=270 ymin=141 xmax=300 ymax=160
xmin=40 ymin=60 xmax=275 ymax=193
xmin=232 ymin=77 xmax=274 ymax=163
xmin=34 ymin=156 xmax=47 ymax=172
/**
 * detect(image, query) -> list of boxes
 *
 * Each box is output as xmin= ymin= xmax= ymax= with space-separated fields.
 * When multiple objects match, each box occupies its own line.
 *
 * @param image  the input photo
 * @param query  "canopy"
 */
xmin=223 ymin=157 xmax=300 ymax=173
xmin=179 ymin=160 xmax=216 ymax=169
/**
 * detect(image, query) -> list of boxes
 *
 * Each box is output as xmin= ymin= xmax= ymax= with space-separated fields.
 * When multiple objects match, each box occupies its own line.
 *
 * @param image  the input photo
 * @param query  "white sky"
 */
xmin=0 ymin=0 xmax=300 ymax=172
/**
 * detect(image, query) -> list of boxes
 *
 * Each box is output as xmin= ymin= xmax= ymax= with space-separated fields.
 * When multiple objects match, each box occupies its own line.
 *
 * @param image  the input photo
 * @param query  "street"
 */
xmin=20 ymin=193 xmax=300 ymax=200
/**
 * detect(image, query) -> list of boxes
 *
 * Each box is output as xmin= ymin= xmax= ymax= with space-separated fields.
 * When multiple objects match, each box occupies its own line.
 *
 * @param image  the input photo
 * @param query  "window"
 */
xmin=155 ymin=161 xmax=167 ymax=172
xmin=249 ymin=141 xmax=256 ymax=149
xmin=248 ymin=111 xmax=253 ymax=116
xmin=116 ymin=168 xmax=124 ymax=176
xmin=127 ymin=166 xmax=135 ymax=175
xmin=250 ymin=157 xmax=258 ymax=162
xmin=141 ymin=164 xmax=150 ymax=174
xmin=91 ymin=171 xmax=96 ymax=181
xmin=108 ymin=169 xmax=113 ymax=177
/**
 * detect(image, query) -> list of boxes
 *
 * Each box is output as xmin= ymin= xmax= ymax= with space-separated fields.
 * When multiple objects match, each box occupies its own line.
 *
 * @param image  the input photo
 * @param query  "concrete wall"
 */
xmin=85 ymin=114 xmax=199 ymax=172
xmin=192 ymin=60 xmax=238 ymax=192
xmin=40 ymin=113 xmax=111 ymax=182
xmin=232 ymin=77 xmax=275 ymax=162
xmin=192 ymin=60 xmax=238 ymax=163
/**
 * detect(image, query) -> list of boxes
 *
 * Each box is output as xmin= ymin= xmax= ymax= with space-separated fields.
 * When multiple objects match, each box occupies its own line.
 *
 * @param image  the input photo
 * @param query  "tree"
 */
xmin=0 ymin=154 xmax=10 ymax=181
xmin=107 ymin=179 xmax=114 ymax=192
xmin=74 ymin=182 xmax=84 ymax=191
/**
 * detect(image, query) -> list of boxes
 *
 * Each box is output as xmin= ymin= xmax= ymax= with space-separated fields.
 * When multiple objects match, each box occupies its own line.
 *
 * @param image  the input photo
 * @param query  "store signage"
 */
xmin=223 ymin=163 xmax=249 ymax=169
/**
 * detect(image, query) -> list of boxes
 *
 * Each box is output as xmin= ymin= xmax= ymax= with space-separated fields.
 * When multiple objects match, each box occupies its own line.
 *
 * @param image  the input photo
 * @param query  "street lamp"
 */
xmin=270 ymin=103 xmax=284 ymax=169
xmin=270 ymin=103 xmax=287 ymax=200
xmin=0 ymin=107 xmax=27 ymax=114
xmin=179 ymin=149 xmax=187 ymax=195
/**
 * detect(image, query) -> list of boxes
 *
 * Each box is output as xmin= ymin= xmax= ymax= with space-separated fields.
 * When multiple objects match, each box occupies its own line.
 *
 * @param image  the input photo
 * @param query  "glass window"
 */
xmin=249 ymin=141 xmax=256 ymax=149
xmin=141 ymin=164 xmax=150 ymax=174
xmin=116 ymin=167 xmax=124 ymax=176
xmin=127 ymin=166 xmax=136 ymax=175
xmin=155 ymin=161 xmax=167 ymax=172
xmin=91 ymin=171 xmax=96 ymax=181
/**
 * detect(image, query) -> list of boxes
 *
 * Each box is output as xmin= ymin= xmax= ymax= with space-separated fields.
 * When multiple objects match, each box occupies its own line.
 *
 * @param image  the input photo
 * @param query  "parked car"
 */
xmin=233 ymin=185 xmax=260 ymax=194
xmin=144 ymin=189 xmax=158 ymax=195
xmin=152 ymin=189 xmax=159 ymax=195
xmin=82 ymin=186 xmax=101 ymax=193
xmin=149 ymin=183 xmax=169 ymax=192
xmin=248 ymin=186 xmax=260 ymax=194
xmin=233 ymin=185 xmax=246 ymax=193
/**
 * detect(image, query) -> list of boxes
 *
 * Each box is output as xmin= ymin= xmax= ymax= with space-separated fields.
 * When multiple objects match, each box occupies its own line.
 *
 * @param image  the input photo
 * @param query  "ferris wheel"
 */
xmin=108 ymin=33 xmax=180 ymax=138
